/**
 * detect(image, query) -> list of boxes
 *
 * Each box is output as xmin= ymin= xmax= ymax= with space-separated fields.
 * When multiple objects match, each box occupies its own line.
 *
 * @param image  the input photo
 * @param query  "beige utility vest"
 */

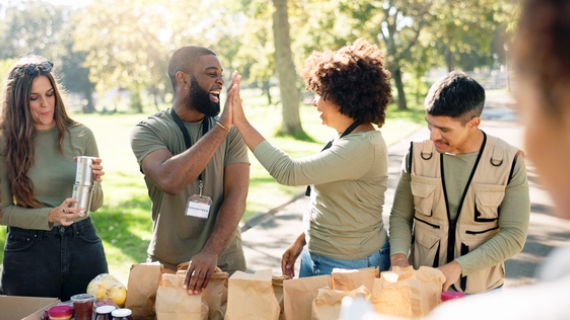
xmin=408 ymin=133 xmax=521 ymax=294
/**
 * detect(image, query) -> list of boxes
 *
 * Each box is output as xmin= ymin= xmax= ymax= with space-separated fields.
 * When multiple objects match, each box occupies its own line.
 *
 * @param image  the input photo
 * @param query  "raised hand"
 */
xmin=219 ymin=71 xmax=241 ymax=130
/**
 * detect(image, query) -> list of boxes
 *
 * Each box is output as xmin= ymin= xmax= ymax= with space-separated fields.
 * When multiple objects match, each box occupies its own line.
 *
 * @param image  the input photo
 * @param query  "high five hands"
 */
xmin=219 ymin=71 xmax=246 ymax=131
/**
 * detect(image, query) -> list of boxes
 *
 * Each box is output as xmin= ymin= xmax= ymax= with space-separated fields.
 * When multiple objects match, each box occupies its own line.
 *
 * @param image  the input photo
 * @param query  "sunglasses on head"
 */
xmin=16 ymin=61 xmax=54 ymax=76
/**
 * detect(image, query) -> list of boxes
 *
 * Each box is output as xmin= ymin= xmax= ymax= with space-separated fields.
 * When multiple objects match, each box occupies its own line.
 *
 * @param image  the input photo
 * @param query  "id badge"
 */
xmin=186 ymin=194 xmax=212 ymax=219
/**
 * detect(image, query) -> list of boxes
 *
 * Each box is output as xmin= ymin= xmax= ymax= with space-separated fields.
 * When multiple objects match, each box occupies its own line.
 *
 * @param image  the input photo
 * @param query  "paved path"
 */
xmin=240 ymin=94 xmax=570 ymax=289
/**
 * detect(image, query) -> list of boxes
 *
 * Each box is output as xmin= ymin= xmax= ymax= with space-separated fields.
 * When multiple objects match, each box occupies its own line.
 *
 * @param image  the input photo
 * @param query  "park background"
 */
xmin=0 ymin=0 xmax=517 ymax=284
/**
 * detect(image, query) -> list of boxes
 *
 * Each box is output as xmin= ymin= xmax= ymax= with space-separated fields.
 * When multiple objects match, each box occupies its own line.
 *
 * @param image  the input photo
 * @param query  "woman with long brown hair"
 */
xmin=0 ymin=55 xmax=108 ymax=301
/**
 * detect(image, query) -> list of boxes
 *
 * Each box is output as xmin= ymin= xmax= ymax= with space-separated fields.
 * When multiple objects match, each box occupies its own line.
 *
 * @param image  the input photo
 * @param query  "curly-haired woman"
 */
xmin=0 ymin=55 xmax=108 ymax=300
xmin=228 ymin=39 xmax=392 ymax=277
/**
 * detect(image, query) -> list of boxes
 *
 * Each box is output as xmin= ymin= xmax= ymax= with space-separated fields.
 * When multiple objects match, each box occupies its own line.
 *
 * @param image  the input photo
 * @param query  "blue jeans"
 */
xmin=1 ymin=217 xmax=108 ymax=301
xmin=299 ymin=239 xmax=391 ymax=277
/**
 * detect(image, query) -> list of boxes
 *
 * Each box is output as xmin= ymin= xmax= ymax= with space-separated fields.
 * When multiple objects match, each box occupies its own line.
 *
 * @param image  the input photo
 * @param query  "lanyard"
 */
xmin=170 ymin=108 xmax=210 ymax=189
xmin=305 ymin=120 xmax=362 ymax=197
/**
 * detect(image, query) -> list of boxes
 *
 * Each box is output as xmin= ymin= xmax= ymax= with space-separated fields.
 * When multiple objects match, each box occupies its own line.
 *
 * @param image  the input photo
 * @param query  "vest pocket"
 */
xmin=458 ymin=227 xmax=503 ymax=293
xmin=473 ymin=183 xmax=506 ymax=221
xmin=411 ymin=221 xmax=441 ymax=269
xmin=411 ymin=180 xmax=437 ymax=217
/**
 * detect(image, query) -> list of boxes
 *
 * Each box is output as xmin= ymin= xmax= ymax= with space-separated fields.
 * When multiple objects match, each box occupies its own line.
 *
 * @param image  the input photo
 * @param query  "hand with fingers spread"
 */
xmin=183 ymin=251 xmax=217 ymax=295
xmin=48 ymin=199 xmax=81 ymax=226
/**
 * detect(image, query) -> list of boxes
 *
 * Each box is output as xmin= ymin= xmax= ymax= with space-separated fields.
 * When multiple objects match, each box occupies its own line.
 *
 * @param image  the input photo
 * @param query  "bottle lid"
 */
xmin=49 ymin=305 xmax=73 ymax=317
xmin=96 ymin=305 xmax=117 ymax=313
xmin=111 ymin=308 xmax=133 ymax=317
xmin=441 ymin=291 xmax=467 ymax=301
xmin=70 ymin=293 xmax=95 ymax=302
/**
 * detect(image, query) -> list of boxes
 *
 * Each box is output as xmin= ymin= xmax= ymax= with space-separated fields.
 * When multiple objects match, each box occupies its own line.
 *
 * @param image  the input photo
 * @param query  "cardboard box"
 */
xmin=0 ymin=295 xmax=60 ymax=320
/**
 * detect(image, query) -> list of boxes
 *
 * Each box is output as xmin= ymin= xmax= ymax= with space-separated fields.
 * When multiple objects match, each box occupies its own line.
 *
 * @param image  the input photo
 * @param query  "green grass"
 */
xmin=0 ymin=90 xmax=425 ymax=285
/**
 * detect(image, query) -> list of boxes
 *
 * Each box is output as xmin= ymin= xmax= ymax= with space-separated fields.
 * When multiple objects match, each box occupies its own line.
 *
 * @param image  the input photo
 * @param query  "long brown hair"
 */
xmin=0 ymin=55 xmax=76 ymax=208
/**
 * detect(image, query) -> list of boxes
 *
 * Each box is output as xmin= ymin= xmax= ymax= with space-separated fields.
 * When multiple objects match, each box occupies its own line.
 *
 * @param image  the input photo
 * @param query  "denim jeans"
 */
xmin=1 ymin=217 xmax=108 ymax=301
xmin=299 ymin=239 xmax=391 ymax=277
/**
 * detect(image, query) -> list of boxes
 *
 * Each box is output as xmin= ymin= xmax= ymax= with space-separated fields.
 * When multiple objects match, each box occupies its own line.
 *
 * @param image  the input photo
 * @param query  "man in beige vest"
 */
xmin=389 ymin=71 xmax=530 ymax=294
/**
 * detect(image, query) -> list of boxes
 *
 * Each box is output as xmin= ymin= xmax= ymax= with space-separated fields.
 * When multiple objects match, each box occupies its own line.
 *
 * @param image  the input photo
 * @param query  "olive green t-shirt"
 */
xmin=254 ymin=130 xmax=389 ymax=260
xmin=0 ymin=124 xmax=103 ymax=230
xmin=130 ymin=109 xmax=249 ymax=270
xmin=389 ymin=149 xmax=530 ymax=275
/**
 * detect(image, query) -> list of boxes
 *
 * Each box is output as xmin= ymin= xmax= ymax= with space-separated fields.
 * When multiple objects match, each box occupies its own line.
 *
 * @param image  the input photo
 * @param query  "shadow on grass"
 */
xmin=274 ymin=128 xmax=317 ymax=143
xmin=385 ymin=101 xmax=426 ymax=124
xmin=91 ymin=194 xmax=153 ymax=263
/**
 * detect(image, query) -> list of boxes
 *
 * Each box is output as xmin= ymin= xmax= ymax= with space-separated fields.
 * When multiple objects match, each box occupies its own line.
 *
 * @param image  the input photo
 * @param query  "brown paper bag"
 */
xmin=310 ymin=285 xmax=370 ymax=320
xmin=371 ymin=266 xmax=445 ymax=319
xmin=155 ymin=273 xmax=208 ymax=320
xmin=176 ymin=263 xmax=228 ymax=320
xmin=272 ymin=275 xmax=285 ymax=320
xmin=202 ymin=270 xmax=229 ymax=320
xmin=225 ymin=269 xmax=280 ymax=320
xmin=124 ymin=262 xmax=176 ymax=320
xmin=283 ymin=275 xmax=330 ymax=320
xmin=330 ymin=267 xmax=379 ymax=293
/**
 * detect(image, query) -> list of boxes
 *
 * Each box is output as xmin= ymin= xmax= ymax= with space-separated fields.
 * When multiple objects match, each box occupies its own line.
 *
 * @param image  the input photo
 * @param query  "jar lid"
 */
xmin=70 ymin=293 xmax=95 ymax=302
xmin=441 ymin=291 xmax=466 ymax=301
xmin=49 ymin=305 xmax=73 ymax=317
xmin=96 ymin=305 xmax=117 ymax=313
xmin=112 ymin=308 xmax=133 ymax=316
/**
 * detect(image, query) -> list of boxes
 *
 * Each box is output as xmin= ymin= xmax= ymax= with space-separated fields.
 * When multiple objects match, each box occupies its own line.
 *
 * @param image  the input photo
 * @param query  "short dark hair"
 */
xmin=168 ymin=46 xmax=215 ymax=90
xmin=424 ymin=71 xmax=485 ymax=123
xmin=300 ymin=39 xmax=392 ymax=127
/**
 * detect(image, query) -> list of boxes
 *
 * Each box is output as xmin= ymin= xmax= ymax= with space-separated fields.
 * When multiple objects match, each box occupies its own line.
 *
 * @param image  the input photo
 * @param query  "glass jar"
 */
xmin=111 ymin=308 xmax=133 ymax=320
xmin=70 ymin=293 xmax=95 ymax=320
xmin=95 ymin=305 xmax=117 ymax=320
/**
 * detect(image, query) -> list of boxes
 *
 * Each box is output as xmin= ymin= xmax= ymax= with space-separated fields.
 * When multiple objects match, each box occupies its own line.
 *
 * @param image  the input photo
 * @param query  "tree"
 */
xmin=272 ymin=0 xmax=303 ymax=135
xmin=73 ymin=0 xmax=171 ymax=113
xmin=0 ymin=2 xmax=96 ymax=112
xmin=428 ymin=0 xmax=514 ymax=72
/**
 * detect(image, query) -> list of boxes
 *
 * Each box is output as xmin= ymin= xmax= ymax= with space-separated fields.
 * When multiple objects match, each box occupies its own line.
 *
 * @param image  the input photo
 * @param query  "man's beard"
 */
xmin=186 ymin=75 xmax=220 ymax=117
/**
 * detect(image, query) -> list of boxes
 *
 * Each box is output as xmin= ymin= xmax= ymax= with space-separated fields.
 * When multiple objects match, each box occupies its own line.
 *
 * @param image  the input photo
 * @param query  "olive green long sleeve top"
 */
xmin=0 ymin=124 xmax=103 ymax=230
xmin=253 ymin=130 xmax=389 ymax=260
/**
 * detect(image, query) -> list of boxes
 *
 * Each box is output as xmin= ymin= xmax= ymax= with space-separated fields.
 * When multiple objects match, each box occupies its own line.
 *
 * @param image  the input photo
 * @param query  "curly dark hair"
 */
xmin=514 ymin=0 xmax=570 ymax=119
xmin=300 ymin=39 xmax=392 ymax=127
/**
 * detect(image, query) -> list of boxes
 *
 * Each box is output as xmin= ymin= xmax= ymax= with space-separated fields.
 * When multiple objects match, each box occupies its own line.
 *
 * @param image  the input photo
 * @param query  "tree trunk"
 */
xmin=392 ymin=67 xmax=408 ymax=110
xmin=446 ymin=46 xmax=455 ymax=72
xmin=83 ymin=88 xmax=95 ymax=113
xmin=272 ymin=0 xmax=303 ymax=135
xmin=263 ymin=80 xmax=272 ymax=105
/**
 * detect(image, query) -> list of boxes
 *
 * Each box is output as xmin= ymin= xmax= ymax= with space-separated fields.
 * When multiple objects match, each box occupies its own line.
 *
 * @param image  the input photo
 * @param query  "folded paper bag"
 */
xmin=311 ymin=285 xmax=371 ymax=320
xmin=225 ymin=269 xmax=280 ymax=320
xmin=330 ymin=267 xmax=379 ymax=293
xmin=124 ymin=262 xmax=175 ymax=320
xmin=371 ymin=266 xmax=445 ymax=319
xmin=155 ymin=272 xmax=208 ymax=320
xmin=177 ymin=263 xmax=229 ymax=320
xmin=283 ymin=274 xmax=331 ymax=320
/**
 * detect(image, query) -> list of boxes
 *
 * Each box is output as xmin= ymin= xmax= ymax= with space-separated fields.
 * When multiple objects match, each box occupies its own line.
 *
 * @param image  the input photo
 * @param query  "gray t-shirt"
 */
xmin=130 ymin=109 xmax=249 ymax=269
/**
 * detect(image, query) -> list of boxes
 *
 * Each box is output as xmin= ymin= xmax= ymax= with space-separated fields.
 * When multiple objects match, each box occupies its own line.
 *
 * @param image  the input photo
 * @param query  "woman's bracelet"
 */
xmin=391 ymin=257 xmax=407 ymax=264
xmin=216 ymin=121 xmax=230 ymax=132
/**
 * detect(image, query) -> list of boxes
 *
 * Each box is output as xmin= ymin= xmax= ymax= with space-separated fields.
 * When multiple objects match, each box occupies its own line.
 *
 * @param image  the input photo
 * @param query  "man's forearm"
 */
xmin=201 ymin=193 xmax=246 ymax=257
xmin=154 ymin=125 xmax=230 ymax=194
